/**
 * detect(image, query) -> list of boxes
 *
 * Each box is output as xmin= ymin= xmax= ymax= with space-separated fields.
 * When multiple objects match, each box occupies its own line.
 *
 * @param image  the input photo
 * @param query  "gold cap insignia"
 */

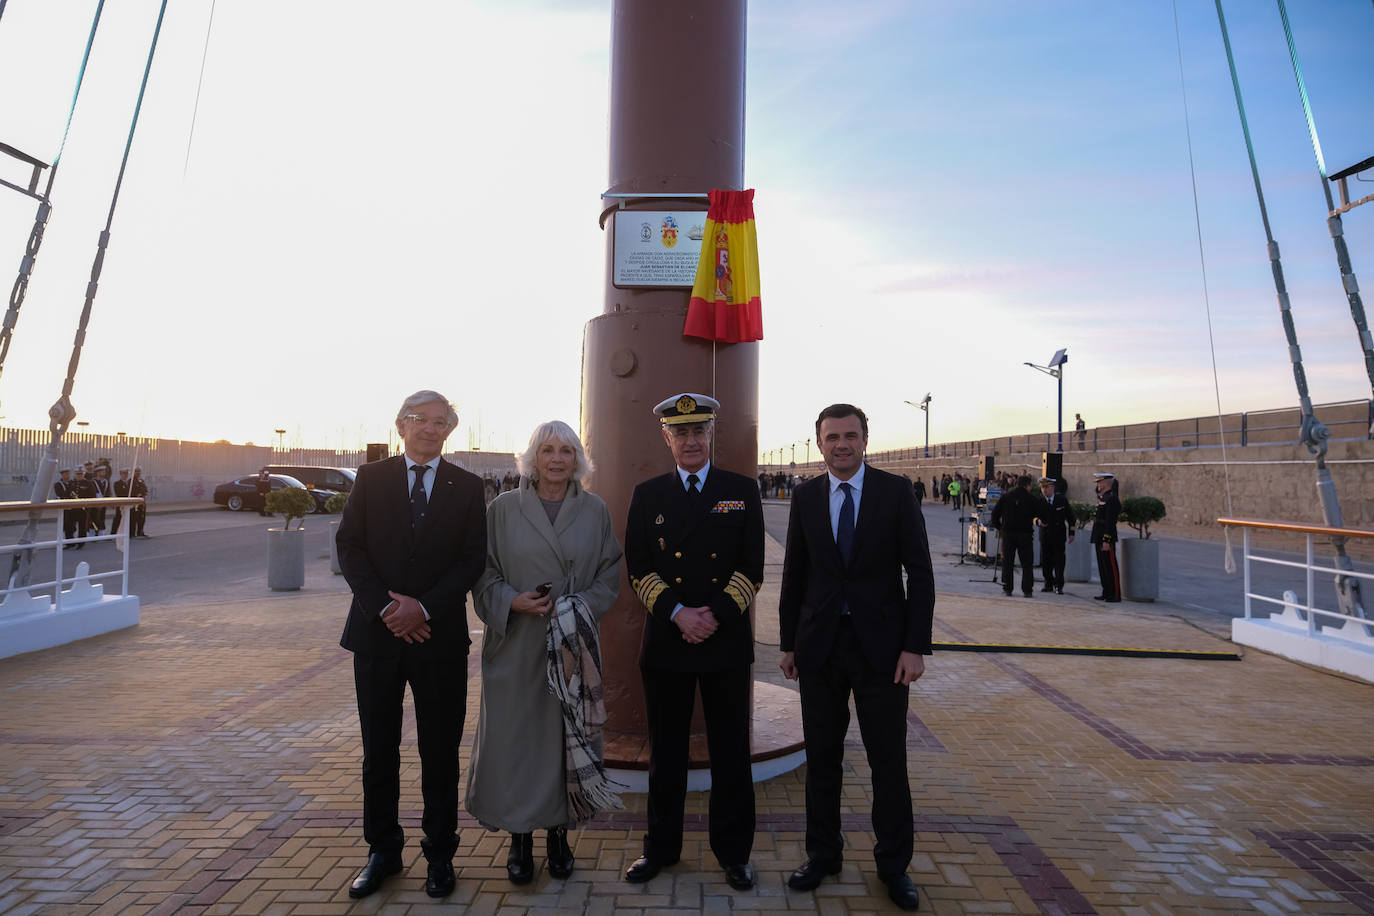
xmin=676 ymin=395 xmax=697 ymax=415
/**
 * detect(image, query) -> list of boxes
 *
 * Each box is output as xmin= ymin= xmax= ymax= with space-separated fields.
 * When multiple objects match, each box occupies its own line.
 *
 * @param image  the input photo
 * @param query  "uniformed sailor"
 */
xmin=622 ymin=392 xmax=764 ymax=891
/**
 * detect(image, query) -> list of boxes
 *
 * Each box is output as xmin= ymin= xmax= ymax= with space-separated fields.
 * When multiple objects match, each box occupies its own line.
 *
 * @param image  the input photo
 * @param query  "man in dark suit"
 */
xmin=991 ymin=474 xmax=1038 ymax=598
xmin=623 ymin=392 xmax=764 ymax=891
xmin=336 ymin=390 xmax=487 ymax=900
xmin=1037 ymin=477 xmax=1073 ymax=594
xmin=779 ymin=403 xmax=934 ymax=911
xmin=1091 ymin=472 xmax=1121 ymax=602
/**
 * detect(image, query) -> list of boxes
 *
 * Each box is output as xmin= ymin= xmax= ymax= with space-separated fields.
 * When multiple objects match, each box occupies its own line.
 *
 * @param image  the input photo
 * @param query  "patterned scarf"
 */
xmin=546 ymin=594 xmax=623 ymax=824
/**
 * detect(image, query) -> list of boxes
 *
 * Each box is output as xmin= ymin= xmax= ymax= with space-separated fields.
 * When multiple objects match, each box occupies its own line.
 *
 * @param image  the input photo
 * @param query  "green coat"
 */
xmin=464 ymin=479 xmax=622 ymax=832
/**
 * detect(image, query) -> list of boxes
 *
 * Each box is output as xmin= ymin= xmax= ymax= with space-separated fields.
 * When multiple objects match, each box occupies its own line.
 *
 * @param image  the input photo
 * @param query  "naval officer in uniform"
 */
xmin=623 ymin=392 xmax=764 ymax=891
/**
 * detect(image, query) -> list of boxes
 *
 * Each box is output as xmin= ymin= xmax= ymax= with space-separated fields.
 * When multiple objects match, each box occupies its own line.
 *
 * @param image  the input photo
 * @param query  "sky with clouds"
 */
xmin=0 ymin=0 xmax=1371 ymax=459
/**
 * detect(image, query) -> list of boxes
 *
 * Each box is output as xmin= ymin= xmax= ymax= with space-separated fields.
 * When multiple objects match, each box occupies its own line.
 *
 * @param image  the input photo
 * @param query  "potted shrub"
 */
xmin=1064 ymin=500 xmax=1095 ymax=583
xmin=325 ymin=490 xmax=348 ymax=575
xmin=1119 ymin=496 xmax=1166 ymax=601
xmin=265 ymin=485 xmax=315 ymax=591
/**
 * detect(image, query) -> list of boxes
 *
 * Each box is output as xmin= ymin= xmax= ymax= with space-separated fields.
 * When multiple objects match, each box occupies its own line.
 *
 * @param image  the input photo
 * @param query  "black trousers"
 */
xmin=798 ymin=619 xmax=913 ymax=879
xmin=353 ymin=652 xmax=466 ymax=863
xmin=111 ymin=508 xmax=123 ymax=535
xmin=131 ymin=505 xmax=146 ymax=536
xmin=1040 ymin=535 xmax=1066 ymax=589
xmin=640 ymin=663 xmax=754 ymax=867
xmin=1095 ymin=540 xmax=1120 ymax=599
xmin=1001 ymin=531 xmax=1034 ymax=595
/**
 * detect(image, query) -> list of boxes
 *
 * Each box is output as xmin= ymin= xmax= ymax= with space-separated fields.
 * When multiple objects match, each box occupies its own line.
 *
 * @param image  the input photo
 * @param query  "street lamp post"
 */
xmin=1023 ymin=348 xmax=1067 ymax=452
xmin=804 ymin=438 xmax=810 ymax=465
xmin=904 ymin=394 xmax=931 ymax=458
xmin=274 ymin=428 xmax=286 ymax=452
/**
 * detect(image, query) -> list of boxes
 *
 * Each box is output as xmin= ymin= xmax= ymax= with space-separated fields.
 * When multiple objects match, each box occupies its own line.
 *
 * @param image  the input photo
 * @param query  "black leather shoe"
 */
xmin=1041 ymin=585 xmax=1053 ymax=592
xmin=1002 ymin=589 xmax=1013 ymax=597
xmin=1023 ymin=592 xmax=1034 ymax=598
xmin=885 ymin=874 xmax=921 ymax=910
xmin=547 ymin=827 xmax=574 ymax=879
xmin=787 ymin=857 xmax=842 ymax=891
xmin=348 ymin=852 xmax=402 ymax=898
xmin=1093 ymin=595 xmax=1107 ymax=601
xmin=625 ymin=853 xmax=676 ymax=883
xmin=425 ymin=860 xmax=455 ymax=898
xmin=507 ymin=832 xmax=534 ymax=885
xmin=723 ymin=862 xmax=756 ymax=890
xmin=1104 ymin=596 xmax=1121 ymax=603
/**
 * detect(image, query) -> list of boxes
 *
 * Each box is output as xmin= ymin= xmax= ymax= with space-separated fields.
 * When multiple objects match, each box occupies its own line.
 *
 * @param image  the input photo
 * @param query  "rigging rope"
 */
xmin=10 ymin=0 xmax=169 ymax=592
xmin=1171 ymin=0 xmax=1236 ymax=573
xmin=182 ymin=0 xmax=217 ymax=179
xmin=0 ymin=1 xmax=106 ymax=386
xmin=1212 ymin=0 xmax=1367 ymax=624
xmin=1274 ymin=0 xmax=1374 ymax=404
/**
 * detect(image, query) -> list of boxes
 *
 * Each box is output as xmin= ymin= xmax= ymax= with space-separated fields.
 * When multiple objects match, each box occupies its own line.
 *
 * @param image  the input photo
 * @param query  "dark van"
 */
xmin=262 ymin=465 xmax=356 ymax=492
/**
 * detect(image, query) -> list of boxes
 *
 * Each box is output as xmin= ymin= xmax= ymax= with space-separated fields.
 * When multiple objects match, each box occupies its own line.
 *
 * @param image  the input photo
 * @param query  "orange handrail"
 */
xmin=1217 ymin=517 xmax=1374 ymax=540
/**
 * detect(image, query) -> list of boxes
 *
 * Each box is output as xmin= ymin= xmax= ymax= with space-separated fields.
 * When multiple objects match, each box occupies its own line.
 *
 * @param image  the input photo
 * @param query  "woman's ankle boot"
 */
xmin=506 ymin=832 xmax=534 ymax=884
xmin=547 ymin=826 xmax=575 ymax=879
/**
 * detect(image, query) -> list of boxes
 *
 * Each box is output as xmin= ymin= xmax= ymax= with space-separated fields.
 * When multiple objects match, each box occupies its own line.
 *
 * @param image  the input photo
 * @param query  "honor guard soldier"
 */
xmin=112 ymin=469 xmax=131 ymax=535
xmin=55 ymin=468 xmax=84 ymax=547
xmin=623 ymin=392 xmax=764 ymax=891
xmin=1092 ymin=472 xmax=1121 ymax=601
xmin=130 ymin=467 xmax=149 ymax=537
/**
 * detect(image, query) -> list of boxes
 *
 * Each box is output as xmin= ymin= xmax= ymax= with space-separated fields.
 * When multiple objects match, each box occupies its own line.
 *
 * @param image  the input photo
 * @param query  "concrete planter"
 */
xmin=1120 ymin=537 xmax=1159 ymax=602
xmin=1064 ymin=535 xmax=1093 ymax=582
xmin=329 ymin=519 xmax=342 ymax=575
xmin=267 ymin=528 xmax=305 ymax=591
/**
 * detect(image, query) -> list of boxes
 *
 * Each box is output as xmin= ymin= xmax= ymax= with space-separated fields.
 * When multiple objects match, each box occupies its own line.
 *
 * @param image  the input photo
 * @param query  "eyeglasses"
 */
xmin=404 ymin=415 xmax=452 ymax=430
xmin=668 ymin=426 xmax=710 ymax=441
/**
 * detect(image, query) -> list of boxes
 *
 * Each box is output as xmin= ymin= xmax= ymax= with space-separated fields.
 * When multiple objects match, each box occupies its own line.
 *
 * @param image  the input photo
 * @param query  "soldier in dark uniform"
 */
xmin=1091 ymin=472 xmax=1121 ymax=602
xmin=990 ymin=474 xmax=1037 ymax=597
xmin=130 ymin=467 xmax=149 ymax=537
xmin=55 ymin=468 xmax=83 ymax=546
xmin=91 ymin=465 xmax=112 ymax=535
xmin=255 ymin=467 xmax=271 ymax=517
xmin=1036 ymin=477 xmax=1073 ymax=594
xmin=623 ymin=392 xmax=764 ymax=891
xmin=112 ymin=468 xmax=131 ymax=535
xmin=70 ymin=467 xmax=98 ymax=548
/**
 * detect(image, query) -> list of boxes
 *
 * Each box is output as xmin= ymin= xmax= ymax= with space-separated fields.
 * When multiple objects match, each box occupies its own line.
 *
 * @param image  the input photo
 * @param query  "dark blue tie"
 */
xmin=837 ymin=481 xmax=855 ymax=565
xmin=410 ymin=465 xmax=429 ymax=532
xmin=686 ymin=473 xmax=700 ymax=504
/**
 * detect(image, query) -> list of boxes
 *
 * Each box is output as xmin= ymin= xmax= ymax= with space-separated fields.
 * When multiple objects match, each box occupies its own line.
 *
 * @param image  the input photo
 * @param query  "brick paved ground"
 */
xmin=2 ymin=536 xmax=1372 ymax=914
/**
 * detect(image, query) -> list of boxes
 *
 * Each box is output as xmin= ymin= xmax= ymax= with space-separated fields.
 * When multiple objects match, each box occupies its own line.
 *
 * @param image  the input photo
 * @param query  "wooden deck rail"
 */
xmin=1217 ymin=517 xmax=1374 ymax=540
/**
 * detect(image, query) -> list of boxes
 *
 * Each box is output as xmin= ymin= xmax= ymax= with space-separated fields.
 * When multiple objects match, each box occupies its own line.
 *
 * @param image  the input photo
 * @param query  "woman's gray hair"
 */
xmin=394 ymin=390 xmax=458 ymax=434
xmin=517 ymin=420 xmax=593 ymax=483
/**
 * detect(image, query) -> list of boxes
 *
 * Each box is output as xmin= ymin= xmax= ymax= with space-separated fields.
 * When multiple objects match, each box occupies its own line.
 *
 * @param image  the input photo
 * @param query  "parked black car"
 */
xmin=213 ymin=474 xmax=337 ymax=513
xmin=262 ymin=465 xmax=356 ymax=493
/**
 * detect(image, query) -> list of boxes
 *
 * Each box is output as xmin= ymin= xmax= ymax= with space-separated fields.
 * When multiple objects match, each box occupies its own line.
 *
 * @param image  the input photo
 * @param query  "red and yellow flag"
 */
xmin=684 ymin=189 xmax=763 ymax=343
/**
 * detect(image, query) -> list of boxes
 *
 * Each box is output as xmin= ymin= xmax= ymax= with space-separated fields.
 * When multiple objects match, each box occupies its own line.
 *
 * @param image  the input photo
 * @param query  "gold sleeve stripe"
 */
xmin=724 ymin=571 xmax=756 ymax=613
xmin=633 ymin=572 xmax=669 ymax=611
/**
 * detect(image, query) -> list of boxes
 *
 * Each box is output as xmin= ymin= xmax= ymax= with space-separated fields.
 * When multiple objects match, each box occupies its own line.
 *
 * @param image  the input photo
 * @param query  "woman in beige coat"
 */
xmin=466 ymin=421 xmax=622 ymax=883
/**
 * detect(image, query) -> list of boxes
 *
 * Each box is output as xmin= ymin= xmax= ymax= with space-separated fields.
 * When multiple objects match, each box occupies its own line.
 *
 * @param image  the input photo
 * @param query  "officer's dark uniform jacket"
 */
xmin=990 ymin=486 xmax=1038 ymax=534
xmin=1090 ymin=486 xmax=1120 ymax=545
xmin=625 ymin=467 xmax=764 ymax=672
xmin=1039 ymin=491 xmax=1072 ymax=542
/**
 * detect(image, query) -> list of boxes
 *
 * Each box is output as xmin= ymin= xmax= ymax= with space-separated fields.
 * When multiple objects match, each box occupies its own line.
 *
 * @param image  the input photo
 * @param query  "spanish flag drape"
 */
xmin=683 ymin=188 xmax=763 ymax=343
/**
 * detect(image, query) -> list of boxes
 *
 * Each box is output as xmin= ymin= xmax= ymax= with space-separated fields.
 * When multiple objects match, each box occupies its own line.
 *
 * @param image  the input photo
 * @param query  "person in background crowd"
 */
xmin=1075 ymin=413 xmax=1087 ymax=451
xmin=255 ymin=468 xmax=271 ymax=517
xmin=71 ymin=466 xmax=97 ymax=545
xmin=130 ymin=467 xmax=149 ymax=538
xmin=112 ymin=468 xmax=131 ymax=536
xmin=55 ymin=468 xmax=84 ymax=548
xmin=91 ymin=465 xmax=111 ymax=536
xmin=1036 ymin=477 xmax=1073 ymax=594
xmin=991 ymin=475 xmax=1038 ymax=597
xmin=912 ymin=476 xmax=925 ymax=505
xmin=1091 ymin=472 xmax=1121 ymax=602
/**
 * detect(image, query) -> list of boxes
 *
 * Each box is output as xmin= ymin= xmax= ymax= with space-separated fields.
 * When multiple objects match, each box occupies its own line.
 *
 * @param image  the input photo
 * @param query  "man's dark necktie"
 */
xmin=411 ymin=465 xmax=429 ymax=532
xmin=686 ymin=473 xmax=700 ymax=505
xmin=837 ymin=481 xmax=855 ymax=565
